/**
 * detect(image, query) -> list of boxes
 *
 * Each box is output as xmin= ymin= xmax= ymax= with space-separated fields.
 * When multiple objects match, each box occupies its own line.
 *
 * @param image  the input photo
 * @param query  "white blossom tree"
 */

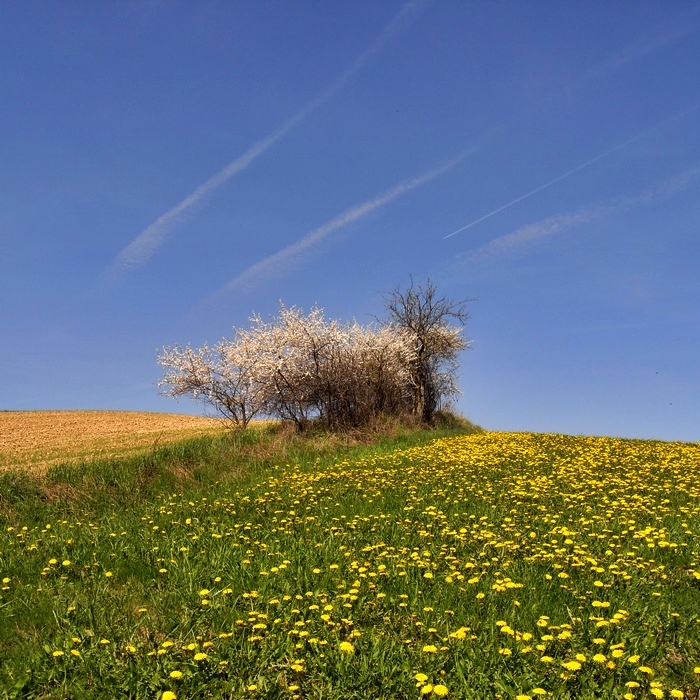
xmin=157 ymin=333 xmax=268 ymax=428
xmin=158 ymin=289 xmax=467 ymax=430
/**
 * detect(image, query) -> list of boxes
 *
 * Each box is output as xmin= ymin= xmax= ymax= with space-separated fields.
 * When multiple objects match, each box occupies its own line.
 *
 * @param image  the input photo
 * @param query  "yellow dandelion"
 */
xmin=339 ymin=641 xmax=354 ymax=653
xmin=561 ymin=661 xmax=581 ymax=671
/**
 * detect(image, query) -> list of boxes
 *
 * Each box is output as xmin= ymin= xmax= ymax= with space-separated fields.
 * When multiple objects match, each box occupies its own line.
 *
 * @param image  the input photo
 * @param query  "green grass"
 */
xmin=0 ymin=427 xmax=698 ymax=699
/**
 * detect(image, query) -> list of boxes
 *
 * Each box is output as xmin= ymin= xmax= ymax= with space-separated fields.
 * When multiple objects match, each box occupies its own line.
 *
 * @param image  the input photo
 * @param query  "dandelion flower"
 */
xmin=162 ymin=693 xmax=177 ymax=700
xmin=339 ymin=641 xmax=354 ymax=654
xmin=422 ymin=645 xmax=438 ymax=654
xmin=169 ymin=671 xmax=183 ymax=679
xmin=432 ymin=686 xmax=448 ymax=697
xmin=561 ymin=661 xmax=581 ymax=671
xmin=194 ymin=652 xmax=208 ymax=661
xmin=420 ymin=685 xmax=433 ymax=695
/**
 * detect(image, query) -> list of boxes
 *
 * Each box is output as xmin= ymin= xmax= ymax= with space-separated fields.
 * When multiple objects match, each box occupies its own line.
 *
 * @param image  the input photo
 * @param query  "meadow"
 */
xmin=0 ymin=422 xmax=698 ymax=698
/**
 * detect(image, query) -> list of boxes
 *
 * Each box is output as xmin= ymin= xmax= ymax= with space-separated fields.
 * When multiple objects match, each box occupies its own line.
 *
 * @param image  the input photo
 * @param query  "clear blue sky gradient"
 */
xmin=2 ymin=2 xmax=699 ymax=441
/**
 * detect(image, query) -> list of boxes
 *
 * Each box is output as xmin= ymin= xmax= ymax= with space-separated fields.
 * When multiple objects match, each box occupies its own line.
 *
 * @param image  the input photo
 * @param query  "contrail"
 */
xmin=201 ymin=149 xmax=472 ymax=307
xmin=100 ymin=0 xmax=429 ymax=286
xmin=444 ymin=102 xmax=700 ymax=240
xmin=455 ymin=165 xmax=700 ymax=265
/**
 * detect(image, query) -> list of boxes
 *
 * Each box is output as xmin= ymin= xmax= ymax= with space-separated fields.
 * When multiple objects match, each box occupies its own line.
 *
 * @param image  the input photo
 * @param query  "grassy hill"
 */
xmin=0 ymin=414 xmax=698 ymax=698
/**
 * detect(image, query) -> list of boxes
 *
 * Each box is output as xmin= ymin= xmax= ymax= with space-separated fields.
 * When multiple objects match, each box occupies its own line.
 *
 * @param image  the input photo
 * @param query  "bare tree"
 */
xmin=382 ymin=277 xmax=471 ymax=423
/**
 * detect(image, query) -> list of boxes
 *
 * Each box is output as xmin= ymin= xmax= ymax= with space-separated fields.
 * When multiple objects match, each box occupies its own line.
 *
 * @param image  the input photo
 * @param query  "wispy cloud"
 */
xmin=100 ymin=0 xmax=429 ymax=288
xmin=201 ymin=149 xmax=474 ymax=307
xmin=444 ymin=102 xmax=700 ymax=241
xmin=576 ymin=8 xmax=700 ymax=86
xmin=454 ymin=165 xmax=700 ymax=266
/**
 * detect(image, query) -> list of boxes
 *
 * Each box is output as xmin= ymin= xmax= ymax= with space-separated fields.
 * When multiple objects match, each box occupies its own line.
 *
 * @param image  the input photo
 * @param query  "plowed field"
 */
xmin=0 ymin=410 xmax=226 ymax=472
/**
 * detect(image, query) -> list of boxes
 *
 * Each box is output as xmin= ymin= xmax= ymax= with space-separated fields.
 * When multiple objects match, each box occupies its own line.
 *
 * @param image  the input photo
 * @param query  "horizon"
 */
xmin=2 ymin=2 xmax=699 ymax=442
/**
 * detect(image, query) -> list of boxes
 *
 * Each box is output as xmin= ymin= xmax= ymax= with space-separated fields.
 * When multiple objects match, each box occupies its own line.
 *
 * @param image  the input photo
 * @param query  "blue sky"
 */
xmin=2 ymin=1 xmax=699 ymax=442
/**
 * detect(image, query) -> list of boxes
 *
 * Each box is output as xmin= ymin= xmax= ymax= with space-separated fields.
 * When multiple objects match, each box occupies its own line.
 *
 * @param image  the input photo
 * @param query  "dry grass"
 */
xmin=0 ymin=410 xmax=228 ymax=473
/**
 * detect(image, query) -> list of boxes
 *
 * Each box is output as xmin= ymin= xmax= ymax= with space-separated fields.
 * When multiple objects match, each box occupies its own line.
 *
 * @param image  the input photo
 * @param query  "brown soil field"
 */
xmin=0 ymin=410 xmax=228 ymax=473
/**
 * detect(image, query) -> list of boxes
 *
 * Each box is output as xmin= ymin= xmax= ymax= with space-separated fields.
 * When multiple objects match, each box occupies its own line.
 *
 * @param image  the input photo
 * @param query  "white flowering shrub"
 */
xmin=158 ymin=292 xmax=468 ymax=430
